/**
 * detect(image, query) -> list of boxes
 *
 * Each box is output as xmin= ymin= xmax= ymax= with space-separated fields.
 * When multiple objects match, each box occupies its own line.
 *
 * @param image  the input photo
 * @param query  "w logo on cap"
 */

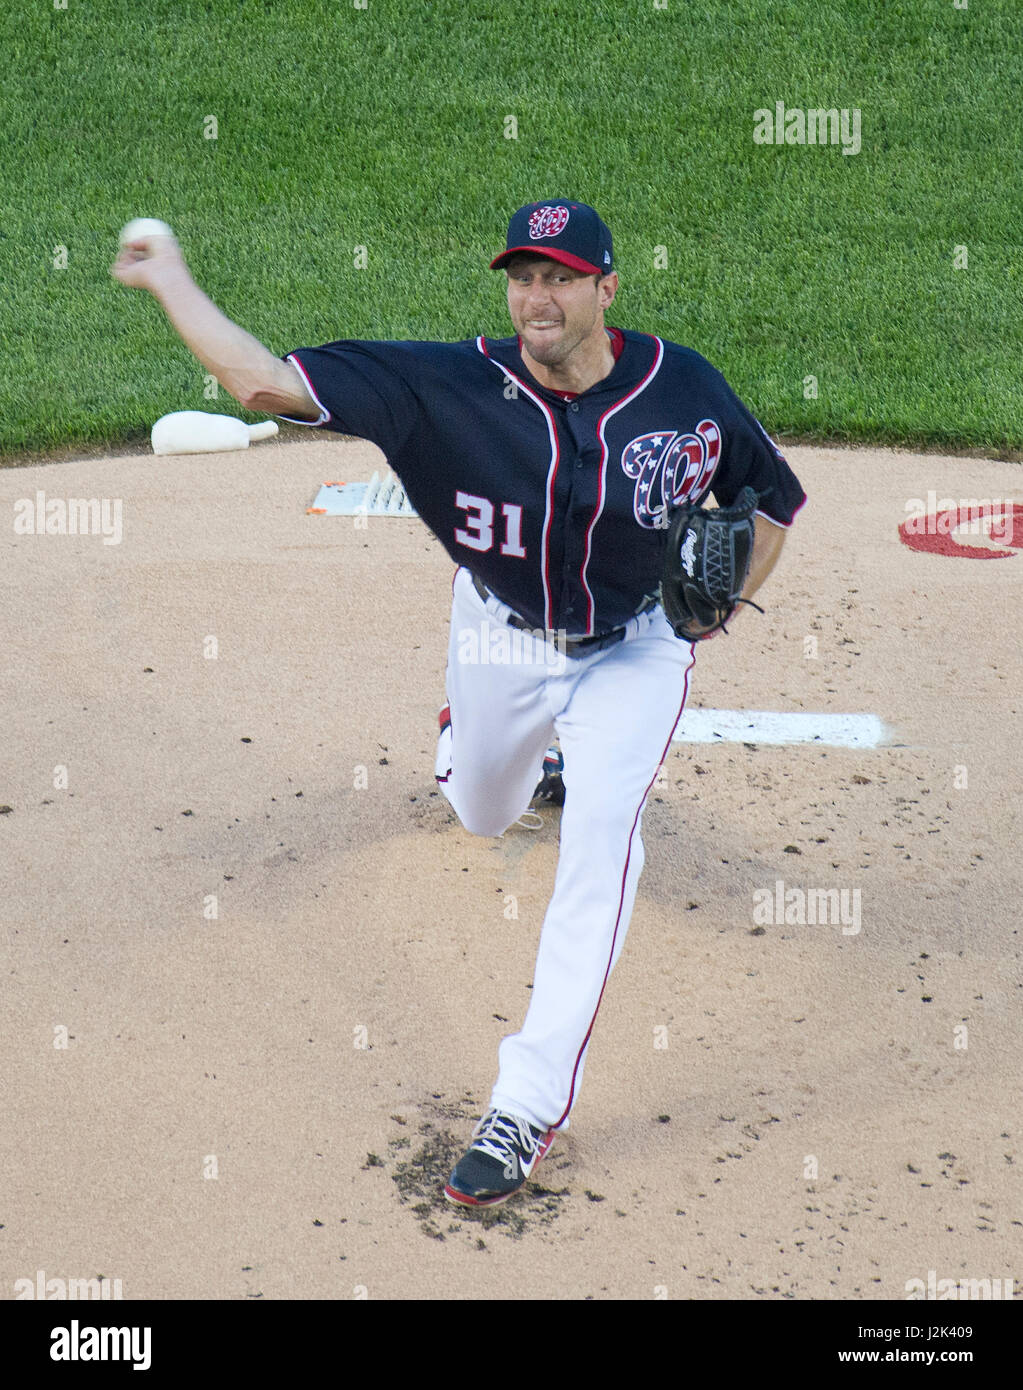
xmin=528 ymin=206 xmax=570 ymax=240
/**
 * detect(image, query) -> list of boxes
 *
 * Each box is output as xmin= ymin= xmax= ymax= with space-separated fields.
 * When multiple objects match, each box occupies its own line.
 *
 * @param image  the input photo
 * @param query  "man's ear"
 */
xmin=598 ymin=271 xmax=619 ymax=308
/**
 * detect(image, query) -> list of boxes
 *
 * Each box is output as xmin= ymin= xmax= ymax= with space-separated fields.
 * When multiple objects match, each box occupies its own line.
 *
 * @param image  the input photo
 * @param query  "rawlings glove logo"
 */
xmin=679 ymin=529 xmax=697 ymax=576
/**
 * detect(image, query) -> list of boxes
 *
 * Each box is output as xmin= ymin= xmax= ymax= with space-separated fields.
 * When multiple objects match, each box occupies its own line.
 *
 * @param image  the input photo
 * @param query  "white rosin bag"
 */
xmin=151 ymin=411 xmax=279 ymax=455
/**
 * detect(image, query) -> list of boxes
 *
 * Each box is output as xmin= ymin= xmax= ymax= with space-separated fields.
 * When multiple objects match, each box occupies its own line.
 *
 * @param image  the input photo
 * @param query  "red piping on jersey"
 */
xmin=578 ymin=335 xmax=665 ymax=632
xmin=476 ymin=335 xmax=560 ymax=629
xmin=552 ymin=642 xmax=697 ymax=1131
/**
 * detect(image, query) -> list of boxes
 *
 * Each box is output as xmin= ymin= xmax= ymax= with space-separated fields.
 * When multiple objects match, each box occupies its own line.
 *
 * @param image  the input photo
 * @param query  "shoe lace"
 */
xmin=470 ymin=1110 xmax=540 ymax=1164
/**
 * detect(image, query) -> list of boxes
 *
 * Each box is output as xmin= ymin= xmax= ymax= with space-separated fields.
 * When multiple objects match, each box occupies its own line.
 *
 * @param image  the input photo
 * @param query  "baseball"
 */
xmin=119 ymin=217 xmax=174 ymax=246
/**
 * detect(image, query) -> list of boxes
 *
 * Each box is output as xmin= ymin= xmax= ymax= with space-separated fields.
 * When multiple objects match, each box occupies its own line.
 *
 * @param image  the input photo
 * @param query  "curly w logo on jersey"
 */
xmin=528 ymin=205 xmax=571 ymax=239
xmin=621 ymin=419 xmax=722 ymax=528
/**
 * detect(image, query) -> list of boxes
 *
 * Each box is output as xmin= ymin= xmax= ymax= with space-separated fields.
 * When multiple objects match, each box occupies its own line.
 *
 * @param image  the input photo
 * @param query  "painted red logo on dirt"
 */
xmin=899 ymin=503 xmax=1023 ymax=558
xmin=621 ymin=419 xmax=722 ymax=528
xmin=528 ymin=206 xmax=570 ymax=240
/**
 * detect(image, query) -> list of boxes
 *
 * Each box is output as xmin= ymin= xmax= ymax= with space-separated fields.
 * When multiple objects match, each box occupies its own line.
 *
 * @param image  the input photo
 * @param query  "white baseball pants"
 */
xmin=435 ymin=565 xmax=696 ymax=1133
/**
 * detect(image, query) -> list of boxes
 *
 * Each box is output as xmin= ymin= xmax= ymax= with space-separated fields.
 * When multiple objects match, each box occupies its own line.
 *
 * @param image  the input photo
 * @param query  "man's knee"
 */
xmin=441 ymin=780 xmax=524 ymax=838
xmin=456 ymin=806 xmax=521 ymax=838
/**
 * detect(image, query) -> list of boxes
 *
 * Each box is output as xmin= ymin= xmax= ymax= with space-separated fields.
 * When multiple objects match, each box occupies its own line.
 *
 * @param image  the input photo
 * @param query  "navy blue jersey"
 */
xmin=278 ymin=329 xmax=806 ymax=637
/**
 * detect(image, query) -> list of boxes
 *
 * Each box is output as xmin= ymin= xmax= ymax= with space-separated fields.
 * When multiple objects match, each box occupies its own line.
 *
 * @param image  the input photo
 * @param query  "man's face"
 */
xmin=505 ymin=255 xmax=618 ymax=367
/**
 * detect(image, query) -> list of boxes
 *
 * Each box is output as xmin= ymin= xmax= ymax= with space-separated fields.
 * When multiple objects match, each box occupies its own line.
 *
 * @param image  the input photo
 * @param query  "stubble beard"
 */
xmin=518 ymin=307 xmax=598 ymax=368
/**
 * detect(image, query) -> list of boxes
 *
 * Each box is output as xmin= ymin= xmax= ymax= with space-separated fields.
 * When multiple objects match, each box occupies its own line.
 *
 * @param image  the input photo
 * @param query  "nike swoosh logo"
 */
xmin=521 ymin=1131 xmax=554 ymax=1177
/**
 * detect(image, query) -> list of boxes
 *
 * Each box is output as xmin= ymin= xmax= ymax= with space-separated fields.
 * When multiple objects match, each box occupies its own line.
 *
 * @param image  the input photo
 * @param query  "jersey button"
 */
xmin=570 ymin=402 xmax=580 ymax=412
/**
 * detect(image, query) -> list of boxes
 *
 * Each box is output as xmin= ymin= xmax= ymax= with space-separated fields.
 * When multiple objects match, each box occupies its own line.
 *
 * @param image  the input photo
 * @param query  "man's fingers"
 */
xmin=110 ymin=250 xmax=154 ymax=286
xmin=110 ymin=234 xmax=185 ymax=289
xmin=122 ymin=237 xmax=170 ymax=257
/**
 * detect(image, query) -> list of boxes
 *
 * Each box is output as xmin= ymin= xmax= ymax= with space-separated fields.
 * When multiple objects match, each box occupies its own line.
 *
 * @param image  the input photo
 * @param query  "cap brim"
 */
xmin=490 ymin=246 xmax=604 ymax=274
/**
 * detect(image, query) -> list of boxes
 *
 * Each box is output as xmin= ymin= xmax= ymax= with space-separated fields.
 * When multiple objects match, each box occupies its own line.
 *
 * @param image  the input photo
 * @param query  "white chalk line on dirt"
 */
xmin=674 ymin=710 xmax=887 ymax=748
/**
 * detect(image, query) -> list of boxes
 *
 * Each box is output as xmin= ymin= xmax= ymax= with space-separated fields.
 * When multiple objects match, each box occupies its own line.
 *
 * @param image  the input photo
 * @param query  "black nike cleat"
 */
xmin=531 ymin=745 xmax=565 ymax=806
xmin=444 ymin=1108 xmax=556 ymax=1207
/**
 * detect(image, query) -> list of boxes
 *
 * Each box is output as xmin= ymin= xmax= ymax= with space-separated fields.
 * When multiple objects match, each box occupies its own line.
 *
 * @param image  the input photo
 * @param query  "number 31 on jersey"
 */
xmin=454 ymin=491 xmax=527 ymax=557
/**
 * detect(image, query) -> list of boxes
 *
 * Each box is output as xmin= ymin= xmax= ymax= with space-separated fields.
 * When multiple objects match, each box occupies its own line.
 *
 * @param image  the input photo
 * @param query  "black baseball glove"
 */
xmin=659 ymin=486 xmax=763 ymax=641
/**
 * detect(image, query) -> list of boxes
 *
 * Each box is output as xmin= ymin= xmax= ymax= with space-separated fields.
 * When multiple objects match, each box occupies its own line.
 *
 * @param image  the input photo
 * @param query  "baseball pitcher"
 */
xmin=112 ymin=200 xmax=806 ymax=1207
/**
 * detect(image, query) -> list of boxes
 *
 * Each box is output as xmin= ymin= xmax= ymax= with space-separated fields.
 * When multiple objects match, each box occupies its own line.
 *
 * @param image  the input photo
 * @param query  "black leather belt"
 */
xmin=470 ymin=574 xmax=656 ymax=657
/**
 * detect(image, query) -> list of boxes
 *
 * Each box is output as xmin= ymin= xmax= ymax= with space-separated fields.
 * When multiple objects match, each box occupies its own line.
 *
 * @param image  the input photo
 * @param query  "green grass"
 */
xmin=1 ymin=0 xmax=1021 ymax=462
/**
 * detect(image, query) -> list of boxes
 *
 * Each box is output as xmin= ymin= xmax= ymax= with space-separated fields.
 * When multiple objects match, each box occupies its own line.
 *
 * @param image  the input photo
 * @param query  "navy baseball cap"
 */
xmin=490 ymin=200 xmax=614 ymax=276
